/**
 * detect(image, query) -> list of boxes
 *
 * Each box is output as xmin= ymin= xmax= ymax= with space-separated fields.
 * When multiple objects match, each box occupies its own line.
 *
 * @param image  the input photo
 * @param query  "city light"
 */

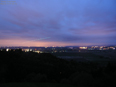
xmin=6 ymin=48 xmax=9 ymax=51
xmin=79 ymin=47 xmax=87 ymax=49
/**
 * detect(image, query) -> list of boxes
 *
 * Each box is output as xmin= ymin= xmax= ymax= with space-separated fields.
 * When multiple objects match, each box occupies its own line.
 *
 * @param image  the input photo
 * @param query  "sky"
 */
xmin=0 ymin=0 xmax=116 ymax=46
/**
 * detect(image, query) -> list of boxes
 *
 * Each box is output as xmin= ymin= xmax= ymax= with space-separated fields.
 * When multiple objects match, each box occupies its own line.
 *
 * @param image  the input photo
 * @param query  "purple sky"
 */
xmin=0 ymin=0 xmax=116 ymax=46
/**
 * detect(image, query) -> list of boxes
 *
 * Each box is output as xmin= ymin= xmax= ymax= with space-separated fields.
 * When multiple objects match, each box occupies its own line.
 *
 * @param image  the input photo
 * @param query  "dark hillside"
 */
xmin=0 ymin=50 xmax=116 ymax=86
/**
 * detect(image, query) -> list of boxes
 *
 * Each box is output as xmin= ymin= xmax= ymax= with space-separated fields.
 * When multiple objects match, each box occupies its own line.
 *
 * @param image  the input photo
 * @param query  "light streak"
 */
xmin=22 ymin=37 xmax=51 ymax=44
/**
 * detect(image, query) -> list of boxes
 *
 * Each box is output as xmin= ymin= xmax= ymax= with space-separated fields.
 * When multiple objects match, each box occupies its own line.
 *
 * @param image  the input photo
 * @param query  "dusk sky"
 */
xmin=0 ymin=0 xmax=116 ymax=46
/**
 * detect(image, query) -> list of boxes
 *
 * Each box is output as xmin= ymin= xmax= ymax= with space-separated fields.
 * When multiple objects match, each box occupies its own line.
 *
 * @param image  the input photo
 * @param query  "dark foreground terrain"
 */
xmin=0 ymin=83 xmax=77 ymax=87
xmin=0 ymin=50 xmax=116 ymax=87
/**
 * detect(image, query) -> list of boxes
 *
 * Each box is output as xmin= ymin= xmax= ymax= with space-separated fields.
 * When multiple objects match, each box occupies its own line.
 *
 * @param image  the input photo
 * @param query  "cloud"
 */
xmin=0 ymin=0 xmax=116 ymax=46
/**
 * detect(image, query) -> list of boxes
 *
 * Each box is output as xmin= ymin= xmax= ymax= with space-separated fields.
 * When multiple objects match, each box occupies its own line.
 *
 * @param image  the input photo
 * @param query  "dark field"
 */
xmin=53 ymin=51 xmax=116 ymax=66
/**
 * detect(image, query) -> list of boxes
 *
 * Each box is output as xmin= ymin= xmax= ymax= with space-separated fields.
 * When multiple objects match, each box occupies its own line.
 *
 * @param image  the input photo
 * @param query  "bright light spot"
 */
xmin=79 ymin=47 xmax=87 ymax=49
xmin=34 ymin=51 xmax=43 ymax=53
xmin=30 ymin=49 xmax=32 ymax=51
xmin=6 ymin=48 xmax=9 ymax=51
xmin=22 ymin=49 xmax=29 ymax=52
xmin=34 ymin=51 xmax=40 ymax=53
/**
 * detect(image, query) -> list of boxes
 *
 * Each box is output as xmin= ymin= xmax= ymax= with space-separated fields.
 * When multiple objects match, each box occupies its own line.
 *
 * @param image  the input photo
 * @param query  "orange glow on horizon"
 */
xmin=0 ymin=39 xmax=104 ymax=47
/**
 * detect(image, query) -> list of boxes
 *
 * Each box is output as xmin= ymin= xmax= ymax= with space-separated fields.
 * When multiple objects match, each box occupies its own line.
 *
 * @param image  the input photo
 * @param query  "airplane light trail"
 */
xmin=22 ymin=37 xmax=51 ymax=44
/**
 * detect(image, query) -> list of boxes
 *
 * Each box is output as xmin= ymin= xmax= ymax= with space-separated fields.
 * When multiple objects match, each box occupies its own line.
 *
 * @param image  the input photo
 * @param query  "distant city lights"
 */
xmin=79 ymin=47 xmax=87 ymax=49
xmin=0 ymin=45 xmax=116 ymax=53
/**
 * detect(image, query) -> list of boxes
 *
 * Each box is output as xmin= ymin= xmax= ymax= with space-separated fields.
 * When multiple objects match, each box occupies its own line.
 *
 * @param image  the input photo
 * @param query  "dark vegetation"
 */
xmin=0 ymin=83 xmax=77 ymax=87
xmin=0 ymin=49 xmax=116 ymax=87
